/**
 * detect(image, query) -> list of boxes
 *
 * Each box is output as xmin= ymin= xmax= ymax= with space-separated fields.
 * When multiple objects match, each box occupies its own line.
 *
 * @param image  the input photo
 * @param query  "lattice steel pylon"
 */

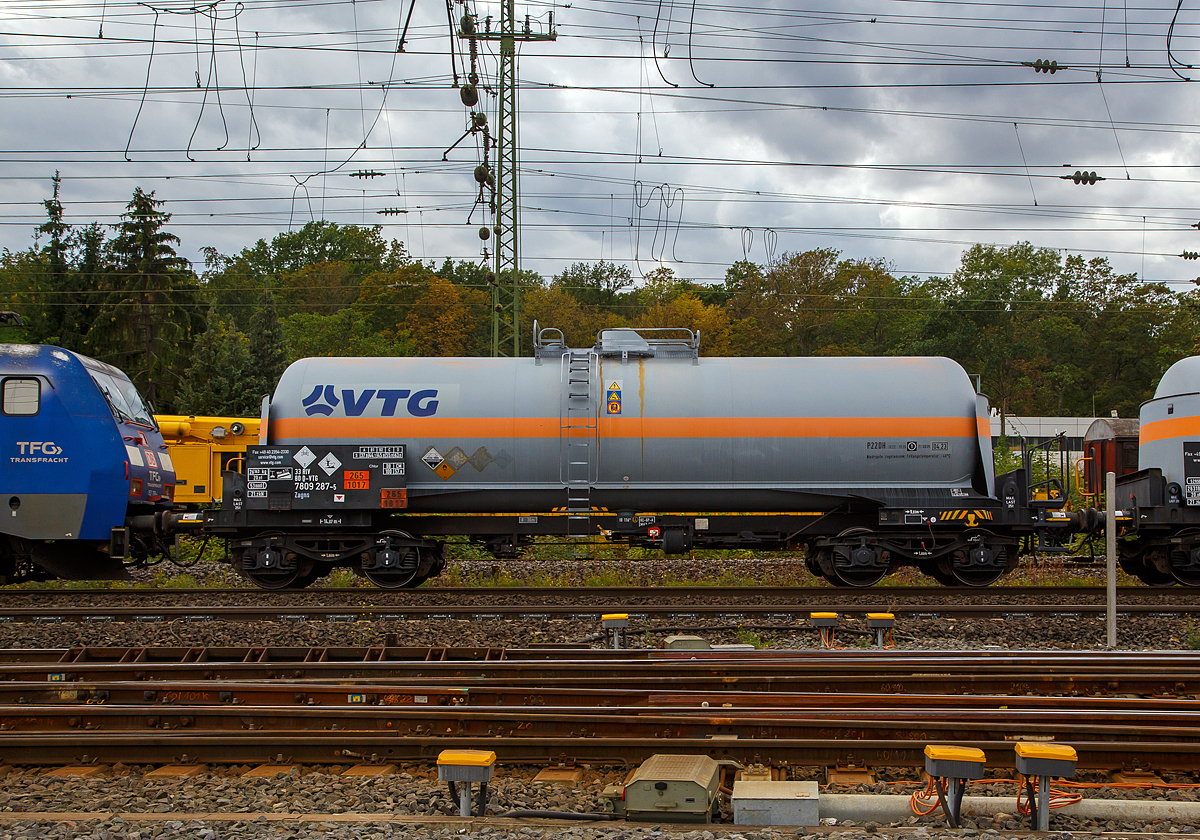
xmin=468 ymin=1 xmax=555 ymax=356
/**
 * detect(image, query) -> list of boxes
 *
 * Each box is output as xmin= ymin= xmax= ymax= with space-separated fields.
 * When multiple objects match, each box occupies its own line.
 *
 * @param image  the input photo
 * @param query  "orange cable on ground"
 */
xmin=1015 ymin=774 xmax=1082 ymax=815
xmin=909 ymin=776 xmax=942 ymax=817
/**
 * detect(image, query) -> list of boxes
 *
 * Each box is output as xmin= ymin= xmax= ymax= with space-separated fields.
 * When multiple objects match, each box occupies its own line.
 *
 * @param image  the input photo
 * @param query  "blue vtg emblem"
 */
xmin=302 ymin=387 xmax=440 ymax=418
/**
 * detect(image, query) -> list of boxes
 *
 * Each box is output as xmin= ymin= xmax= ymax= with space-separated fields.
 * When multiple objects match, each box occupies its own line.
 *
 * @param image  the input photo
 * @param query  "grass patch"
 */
xmin=1186 ymin=621 xmax=1200 ymax=651
xmin=734 ymin=628 xmax=768 ymax=649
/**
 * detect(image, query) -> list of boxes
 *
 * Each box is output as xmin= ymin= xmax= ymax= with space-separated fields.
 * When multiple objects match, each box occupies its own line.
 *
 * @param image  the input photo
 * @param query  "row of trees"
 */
xmin=1 ymin=183 xmax=1196 ymax=419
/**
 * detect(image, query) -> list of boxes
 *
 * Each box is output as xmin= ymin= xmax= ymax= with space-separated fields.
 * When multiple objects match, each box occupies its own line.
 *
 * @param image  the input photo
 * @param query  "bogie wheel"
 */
xmin=824 ymin=529 xmax=890 ymax=587
xmin=243 ymin=562 xmax=302 ymax=590
xmin=936 ymin=556 xmax=1007 ymax=587
xmin=361 ymin=530 xmax=423 ymax=589
xmin=936 ymin=535 xmax=1012 ymax=587
xmin=920 ymin=561 xmax=960 ymax=587
xmin=1126 ymin=557 xmax=1175 ymax=586
xmin=233 ymin=538 xmax=305 ymax=590
xmin=826 ymin=564 xmax=889 ymax=587
xmin=287 ymin=560 xmax=322 ymax=590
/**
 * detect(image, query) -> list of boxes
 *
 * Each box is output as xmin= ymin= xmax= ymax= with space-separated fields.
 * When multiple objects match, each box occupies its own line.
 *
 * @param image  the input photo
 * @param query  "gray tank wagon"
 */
xmin=208 ymin=327 xmax=1057 ymax=589
xmin=1112 ymin=356 xmax=1200 ymax=585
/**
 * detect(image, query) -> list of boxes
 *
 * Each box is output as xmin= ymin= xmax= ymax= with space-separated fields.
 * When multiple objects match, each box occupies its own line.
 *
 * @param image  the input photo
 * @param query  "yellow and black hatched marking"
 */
xmin=939 ymin=509 xmax=995 ymax=526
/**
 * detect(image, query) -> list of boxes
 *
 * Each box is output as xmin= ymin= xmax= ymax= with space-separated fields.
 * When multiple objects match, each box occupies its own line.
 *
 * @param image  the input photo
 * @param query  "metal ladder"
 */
xmin=562 ymin=350 xmax=597 ymax=557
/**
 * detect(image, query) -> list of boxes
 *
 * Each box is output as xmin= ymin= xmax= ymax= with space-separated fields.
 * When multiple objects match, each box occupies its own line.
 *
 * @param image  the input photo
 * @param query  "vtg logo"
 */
xmin=302 ymin=386 xmax=440 ymax=418
xmin=16 ymin=441 xmax=62 ymax=455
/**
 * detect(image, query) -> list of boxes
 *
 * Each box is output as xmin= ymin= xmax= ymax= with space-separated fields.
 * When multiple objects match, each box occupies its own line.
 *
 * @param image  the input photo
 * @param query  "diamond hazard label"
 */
xmin=434 ymin=461 xmax=457 ymax=480
xmin=293 ymin=446 xmax=316 ymax=468
xmin=318 ymin=452 xmax=342 ymax=476
xmin=421 ymin=446 xmax=444 ymax=471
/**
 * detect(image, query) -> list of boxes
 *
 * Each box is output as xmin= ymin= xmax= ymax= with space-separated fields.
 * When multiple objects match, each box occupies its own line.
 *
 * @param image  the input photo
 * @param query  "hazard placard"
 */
xmin=605 ymin=379 xmax=622 ymax=416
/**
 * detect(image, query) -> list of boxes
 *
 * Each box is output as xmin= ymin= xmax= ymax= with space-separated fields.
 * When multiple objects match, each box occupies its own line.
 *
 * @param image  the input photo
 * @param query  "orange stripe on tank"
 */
xmin=1141 ymin=415 xmax=1200 ymax=444
xmin=273 ymin=415 xmax=978 ymax=440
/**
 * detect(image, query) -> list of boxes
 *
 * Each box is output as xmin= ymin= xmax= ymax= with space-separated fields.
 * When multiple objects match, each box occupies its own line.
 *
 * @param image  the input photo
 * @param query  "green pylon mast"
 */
xmin=468 ymin=2 xmax=555 ymax=356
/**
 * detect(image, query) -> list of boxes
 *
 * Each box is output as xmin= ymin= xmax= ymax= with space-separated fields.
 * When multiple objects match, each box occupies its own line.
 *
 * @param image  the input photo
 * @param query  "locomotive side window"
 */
xmin=2 ymin=378 xmax=40 ymax=416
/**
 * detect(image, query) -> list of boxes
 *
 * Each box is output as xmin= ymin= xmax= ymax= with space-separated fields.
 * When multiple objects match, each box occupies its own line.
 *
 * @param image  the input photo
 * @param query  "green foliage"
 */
xmin=83 ymin=187 xmax=201 ymax=411
xmin=283 ymin=308 xmax=409 ymax=359
xmin=553 ymin=260 xmax=633 ymax=309
xmin=247 ymin=285 xmax=289 ymax=402
xmin=323 ymin=568 xmax=361 ymax=588
xmin=3 ymin=183 xmax=1197 ymax=432
xmin=1186 ymin=621 xmax=1200 ymax=651
xmin=734 ymin=627 xmax=767 ymax=649
xmin=178 ymin=304 xmax=257 ymax=416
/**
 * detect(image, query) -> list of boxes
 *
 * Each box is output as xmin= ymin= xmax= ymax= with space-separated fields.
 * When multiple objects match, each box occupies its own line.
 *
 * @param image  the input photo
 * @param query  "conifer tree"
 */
xmin=246 ymin=285 xmax=289 ymax=408
xmin=178 ymin=305 xmax=254 ymax=416
xmin=85 ymin=188 xmax=201 ymax=410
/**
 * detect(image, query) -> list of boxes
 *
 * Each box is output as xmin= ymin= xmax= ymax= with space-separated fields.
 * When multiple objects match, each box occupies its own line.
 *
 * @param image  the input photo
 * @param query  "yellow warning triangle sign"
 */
xmin=608 ymin=382 xmax=620 ymax=390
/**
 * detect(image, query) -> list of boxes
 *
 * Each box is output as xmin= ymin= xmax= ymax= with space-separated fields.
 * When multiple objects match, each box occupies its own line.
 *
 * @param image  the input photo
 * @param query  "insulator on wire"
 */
xmin=1024 ymin=58 xmax=1061 ymax=74
xmin=1183 ymin=251 xmax=1200 ymax=261
xmin=349 ymin=170 xmax=384 ymax=179
xmin=1060 ymin=170 xmax=1102 ymax=185
xmin=377 ymin=208 xmax=408 ymax=216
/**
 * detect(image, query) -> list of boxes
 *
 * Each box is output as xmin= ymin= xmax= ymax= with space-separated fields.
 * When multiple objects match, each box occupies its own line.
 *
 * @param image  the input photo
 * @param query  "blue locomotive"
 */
xmin=0 ymin=344 xmax=180 ymax=583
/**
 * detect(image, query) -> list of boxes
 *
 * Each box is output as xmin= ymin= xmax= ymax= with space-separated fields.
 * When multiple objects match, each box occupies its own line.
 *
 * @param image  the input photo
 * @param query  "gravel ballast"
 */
xmin=2 ymin=557 xmax=1198 ymax=838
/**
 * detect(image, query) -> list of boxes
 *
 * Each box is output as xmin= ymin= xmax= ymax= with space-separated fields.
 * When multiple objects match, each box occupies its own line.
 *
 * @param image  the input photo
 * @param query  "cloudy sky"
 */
xmin=0 ymin=0 xmax=1197 ymax=289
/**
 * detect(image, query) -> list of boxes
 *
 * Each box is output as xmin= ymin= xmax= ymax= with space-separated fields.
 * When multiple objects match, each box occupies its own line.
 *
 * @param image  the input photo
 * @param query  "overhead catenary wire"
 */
xmin=2 ymin=0 xmax=1199 ymax=285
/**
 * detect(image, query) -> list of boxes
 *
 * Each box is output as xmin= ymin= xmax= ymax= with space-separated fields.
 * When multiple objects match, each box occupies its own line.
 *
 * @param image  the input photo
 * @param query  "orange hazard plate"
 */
xmin=381 ymin=488 xmax=407 ymax=508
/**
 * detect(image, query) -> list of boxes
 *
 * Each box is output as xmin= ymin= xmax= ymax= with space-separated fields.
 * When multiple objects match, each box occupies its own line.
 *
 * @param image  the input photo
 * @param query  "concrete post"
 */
xmin=1106 ymin=470 xmax=1117 ymax=648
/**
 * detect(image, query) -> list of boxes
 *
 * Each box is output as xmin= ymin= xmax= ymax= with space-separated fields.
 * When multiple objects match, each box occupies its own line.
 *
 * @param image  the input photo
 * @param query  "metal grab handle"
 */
xmin=1074 ymin=456 xmax=1096 ymax=499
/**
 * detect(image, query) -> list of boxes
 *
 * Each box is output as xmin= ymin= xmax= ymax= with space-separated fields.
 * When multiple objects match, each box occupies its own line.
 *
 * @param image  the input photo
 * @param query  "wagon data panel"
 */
xmin=244 ymin=445 xmax=407 ymax=510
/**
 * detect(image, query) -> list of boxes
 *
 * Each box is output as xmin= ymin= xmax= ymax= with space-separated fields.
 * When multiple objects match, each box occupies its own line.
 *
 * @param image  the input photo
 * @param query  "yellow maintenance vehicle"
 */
xmin=154 ymin=415 xmax=258 ymax=506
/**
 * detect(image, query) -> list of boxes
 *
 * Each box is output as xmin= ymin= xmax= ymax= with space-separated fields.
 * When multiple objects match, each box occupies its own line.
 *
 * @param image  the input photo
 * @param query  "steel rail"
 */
xmin=0 ymin=603 xmax=1197 ymax=623
xmin=3 ymin=647 xmax=1200 ymax=696
xmin=0 ymin=730 xmax=1197 ymax=771
xmin=6 ymin=703 xmax=1200 ymax=736
xmin=9 ymin=679 xmax=1200 ymax=712
xmin=0 ymin=585 xmax=1179 ymax=601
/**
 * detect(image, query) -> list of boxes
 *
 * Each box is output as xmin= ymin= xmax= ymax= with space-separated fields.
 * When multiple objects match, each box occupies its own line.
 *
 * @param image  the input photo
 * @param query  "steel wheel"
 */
xmin=362 ymin=530 xmax=422 ymax=589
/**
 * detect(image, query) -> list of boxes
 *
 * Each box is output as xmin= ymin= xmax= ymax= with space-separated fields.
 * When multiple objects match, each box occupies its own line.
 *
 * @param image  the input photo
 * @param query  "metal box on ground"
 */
xmin=624 ymin=754 xmax=721 ymax=823
xmin=732 ymin=781 xmax=820 ymax=826
xmin=664 ymin=635 xmax=711 ymax=650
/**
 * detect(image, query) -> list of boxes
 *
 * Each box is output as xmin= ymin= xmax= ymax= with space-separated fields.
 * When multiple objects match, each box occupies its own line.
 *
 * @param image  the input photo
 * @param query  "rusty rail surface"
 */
xmin=0 ymin=584 xmax=1185 ymax=602
xmin=0 ymin=648 xmax=1196 ymax=770
xmin=1 ymin=647 xmax=1198 ymax=696
xmin=0 ymin=602 xmax=1195 ymax=623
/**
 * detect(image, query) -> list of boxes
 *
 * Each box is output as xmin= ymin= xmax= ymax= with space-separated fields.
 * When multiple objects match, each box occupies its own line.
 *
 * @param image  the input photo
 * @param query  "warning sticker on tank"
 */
xmin=293 ymin=446 xmax=316 ymax=468
xmin=421 ymin=446 xmax=444 ymax=470
xmin=318 ymin=452 xmax=342 ymax=476
xmin=606 ymin=380 xmax=622 ymax=416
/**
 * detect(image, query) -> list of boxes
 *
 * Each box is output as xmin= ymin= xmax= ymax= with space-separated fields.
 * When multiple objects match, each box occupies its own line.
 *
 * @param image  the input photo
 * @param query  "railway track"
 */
xmin=0 ymin=648 xmax=1197 ymax=772
xmin=0 ymin=584 xmax=1196 ymax=624
xmin=0 ymin=603 xmax=1194 ymax=623
xmin=0 ymin=584 xmax=1191 ymax=603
